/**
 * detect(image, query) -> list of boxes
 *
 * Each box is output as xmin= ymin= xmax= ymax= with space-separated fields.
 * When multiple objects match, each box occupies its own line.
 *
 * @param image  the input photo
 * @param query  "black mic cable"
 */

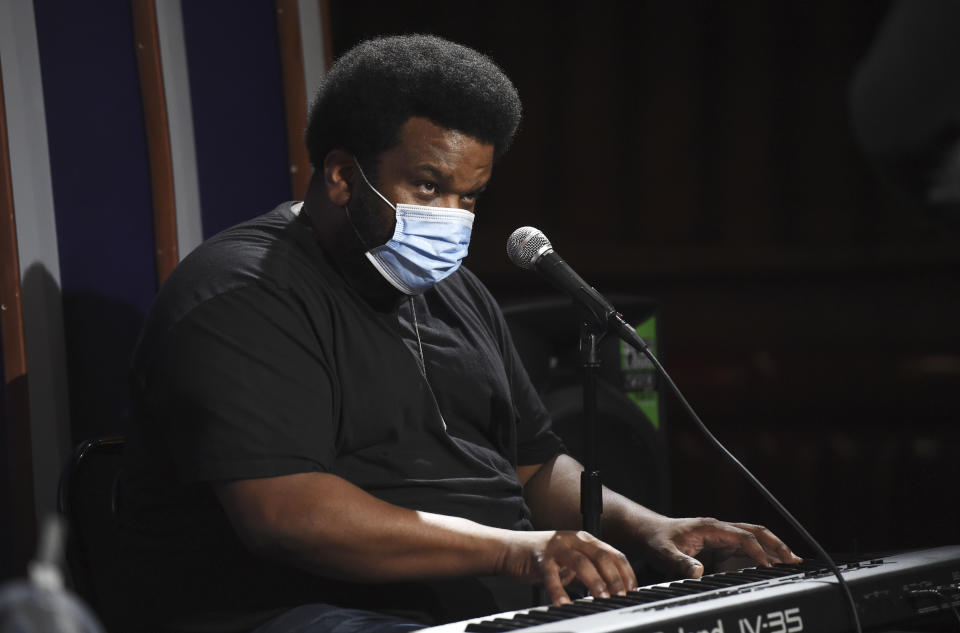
xmin=507 ymin=226 xmax=864 ymax=633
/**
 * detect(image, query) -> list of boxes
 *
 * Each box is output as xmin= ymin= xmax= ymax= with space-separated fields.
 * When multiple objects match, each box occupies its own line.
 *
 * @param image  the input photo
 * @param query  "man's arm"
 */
xmin=520 ymin=454 xmax=801 ymax=579
xmin=213 ymin=470 xmax=637 ymax=605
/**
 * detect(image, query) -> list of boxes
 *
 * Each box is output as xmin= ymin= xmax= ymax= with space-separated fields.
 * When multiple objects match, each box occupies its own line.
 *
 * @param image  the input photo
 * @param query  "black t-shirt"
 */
xmin=119 ymin=203 xmax=562 ymax=632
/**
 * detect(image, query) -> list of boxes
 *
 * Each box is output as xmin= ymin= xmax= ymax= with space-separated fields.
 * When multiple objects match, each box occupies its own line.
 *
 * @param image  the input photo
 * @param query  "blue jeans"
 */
xmin=251 ymin=604 xmax=427 ymax=633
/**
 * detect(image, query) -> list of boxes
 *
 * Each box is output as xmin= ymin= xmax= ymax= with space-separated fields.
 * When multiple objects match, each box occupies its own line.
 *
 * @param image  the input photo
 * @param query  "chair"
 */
xmin=57 ymin=436 xmax=126 ymax=632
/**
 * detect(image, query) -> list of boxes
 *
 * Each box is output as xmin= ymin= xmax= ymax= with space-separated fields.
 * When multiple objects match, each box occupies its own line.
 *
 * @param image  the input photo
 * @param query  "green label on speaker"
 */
xmin=620 ymin=316 xmax=659 ymax=430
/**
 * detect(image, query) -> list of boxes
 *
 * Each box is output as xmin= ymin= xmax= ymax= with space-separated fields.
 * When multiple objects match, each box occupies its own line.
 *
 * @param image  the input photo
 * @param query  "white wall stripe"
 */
xmin=298 ymin=0 xmax=328 ymax=111
xmin=157 ymin=0 xmax=204 ymax=259
xmin=0 ymin=0 xmax=72 ymax=530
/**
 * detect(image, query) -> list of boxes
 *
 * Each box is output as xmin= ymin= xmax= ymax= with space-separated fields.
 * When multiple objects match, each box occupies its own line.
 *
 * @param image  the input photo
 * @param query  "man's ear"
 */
xmin=323 ymin=149 xmax=357 ymax=206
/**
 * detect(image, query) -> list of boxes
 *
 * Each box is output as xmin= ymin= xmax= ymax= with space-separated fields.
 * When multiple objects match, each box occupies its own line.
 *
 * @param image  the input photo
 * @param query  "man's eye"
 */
xmin=417 ymin=182 xmax=438 ymax=195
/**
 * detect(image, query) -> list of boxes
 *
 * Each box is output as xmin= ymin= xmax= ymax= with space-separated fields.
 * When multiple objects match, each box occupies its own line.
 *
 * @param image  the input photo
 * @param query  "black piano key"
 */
xmin=513 ymin=610 xmax=569 ymax=623
xmin=734 ymin=571 xmax=779 ymax=581
xmin=600 ymin=592 xmax=664 ymax=605
xmin=647 ymin=586 xmax=683 ymax=595
xmin=465 ymin=620 xmax=523 ymax=632
xmin=772 ymin=567 xmax=806 ymax=576
xmin=548 ymin=602 xmax=609 ymax=615
xmin=677 ymin=579 xmax=717 ymax=590
xmin=632 ymin=588 xmax=671 ymax=597
xmin=671 ymin=580 xmax=718 ymax=594
xmin=766 ymin=564 xmax=808 ymax=575
xmin=469 ymin=599 xmax=626 ymax=633
xmin=553 ymin=600 xmax=620 ymax=614
xmin=541 ymin=604 xmax=588 ymax=617
xmin=790 ymin=559 xmax=827 ymax=571
xmin=591 ymin=595 xmax=644 ymax=607
xmin=743 ymin=567 xmax=797 ymax=577
xmin=689 ymin=576 xmax=748 ymax=588
xmin=665 ymin=583 xmax=708 ymax=594
xmin=507 ymin=614 xmax=562 ymax=627
xmin=625 ymin=589 xmax=669 ymax=602
xmin=714 ymin=572 xmax=763 ymax=583
xmin=627 ymin=587 xmax=680 ymax=601
xmin=574 ymin=600 xmax=621 ymax=611
xmin=688 ymin=576 xmax=731 ymax=585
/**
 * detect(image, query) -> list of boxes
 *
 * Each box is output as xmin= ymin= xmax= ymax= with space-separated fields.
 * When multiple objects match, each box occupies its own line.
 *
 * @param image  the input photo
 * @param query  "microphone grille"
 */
xmin=506 ymin=226 xmax=552 ymax=269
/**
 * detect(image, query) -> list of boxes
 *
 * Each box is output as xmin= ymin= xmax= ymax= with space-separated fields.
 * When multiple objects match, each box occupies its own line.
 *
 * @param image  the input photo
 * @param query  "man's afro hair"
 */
xmin=306 ymin=34 xmax=522 ymax=169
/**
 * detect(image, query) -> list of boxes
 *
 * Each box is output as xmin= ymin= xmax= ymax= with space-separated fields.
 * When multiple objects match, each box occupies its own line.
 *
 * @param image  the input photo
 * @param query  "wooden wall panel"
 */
xmin=132 ymin=0 xmax=179 ymax=286
xmin=276 ymin=0 xmax=312 ymax=200
xmin=0 ymin=57 xmax=36 ymax=580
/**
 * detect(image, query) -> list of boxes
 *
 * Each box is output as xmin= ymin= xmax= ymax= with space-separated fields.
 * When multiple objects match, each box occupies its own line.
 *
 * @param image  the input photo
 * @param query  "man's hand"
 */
xmin=499 ymin=530 xmax=637 ymax=605
xmin=521 ymin=455 xmax=802 ymax=584
xmin=641 ymin=517 xmax=802 ymax=578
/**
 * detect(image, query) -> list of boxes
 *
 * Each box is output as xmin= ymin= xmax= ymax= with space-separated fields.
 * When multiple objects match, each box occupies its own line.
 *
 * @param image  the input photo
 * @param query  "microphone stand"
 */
xmin=508 ymin=225 xmax=861 ymax=632
xmin=579 ymin=321 xmax=606 ymax=537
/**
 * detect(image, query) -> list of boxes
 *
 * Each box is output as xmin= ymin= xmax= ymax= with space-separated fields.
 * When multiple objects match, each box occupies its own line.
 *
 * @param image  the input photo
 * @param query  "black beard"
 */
xmin=348 ymin=177 xmax=396 ymax=249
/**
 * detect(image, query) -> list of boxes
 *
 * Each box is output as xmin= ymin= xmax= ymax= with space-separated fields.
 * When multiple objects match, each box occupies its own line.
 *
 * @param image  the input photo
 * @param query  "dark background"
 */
xmin=329 ymin=0 xmax=960 ymax=556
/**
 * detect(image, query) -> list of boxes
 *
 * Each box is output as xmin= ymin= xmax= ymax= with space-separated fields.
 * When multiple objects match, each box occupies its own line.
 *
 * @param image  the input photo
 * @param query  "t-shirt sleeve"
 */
xmin=458 ymin=269 xmax=565 ymax=466
xmin=500 ymin=315 xmax=565 ymax=466
xmin=142 ymin=284 xmax=337 ymax=483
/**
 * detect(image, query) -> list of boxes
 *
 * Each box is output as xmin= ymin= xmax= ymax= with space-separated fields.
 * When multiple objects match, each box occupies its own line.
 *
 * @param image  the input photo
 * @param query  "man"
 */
xmin=119 ymin=35 xmax=799 ymax=633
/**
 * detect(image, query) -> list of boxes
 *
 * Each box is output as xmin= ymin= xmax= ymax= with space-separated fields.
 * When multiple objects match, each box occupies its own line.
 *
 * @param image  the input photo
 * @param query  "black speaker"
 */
xmin=503 ymin=295 xmax=670 ymax=514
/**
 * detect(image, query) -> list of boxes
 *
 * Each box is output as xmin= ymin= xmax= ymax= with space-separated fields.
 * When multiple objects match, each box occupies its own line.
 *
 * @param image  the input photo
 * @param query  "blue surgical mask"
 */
xmin=353 ymin=162 xmax=474 ymax=295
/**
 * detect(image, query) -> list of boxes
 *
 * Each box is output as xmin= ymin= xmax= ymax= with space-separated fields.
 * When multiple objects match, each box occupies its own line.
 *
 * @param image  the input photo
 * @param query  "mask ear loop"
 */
xmin=354 ymin=159 xmax=397 ymax=211
xmin=342 ymin=204 xmax=372 ymax=251
xmin=346 ymin=158 xmax=400 ymax=251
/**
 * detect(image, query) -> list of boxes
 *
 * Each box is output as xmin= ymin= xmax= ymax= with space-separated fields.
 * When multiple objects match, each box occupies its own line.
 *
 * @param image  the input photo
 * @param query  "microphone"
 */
xmin=506 ymin=226 xmax=643 ymax=347
xmin=505 ymin=226 xmax=615 ymax=326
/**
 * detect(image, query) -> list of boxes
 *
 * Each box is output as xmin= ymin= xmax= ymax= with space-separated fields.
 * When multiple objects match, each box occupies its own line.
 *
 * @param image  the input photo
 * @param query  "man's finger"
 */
xmin=541 ymin=561 xmax=572 ymax=606
xmin=567 ymin=550 xmax=611 ymax=598
xmin=657 ymin=541 xmax=705 ymax=579
xmin=706 ymin=523 xmax=771 ymax=568
xmin=732 ymin=523 xmax=802 ymax=564
xmin=558 ymin=566 xmax=576 ymax=585
xmin=674 ymin=552 xmax=704 ymax=578
xmin=585 ymin=547 xmax=636 ymax=596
